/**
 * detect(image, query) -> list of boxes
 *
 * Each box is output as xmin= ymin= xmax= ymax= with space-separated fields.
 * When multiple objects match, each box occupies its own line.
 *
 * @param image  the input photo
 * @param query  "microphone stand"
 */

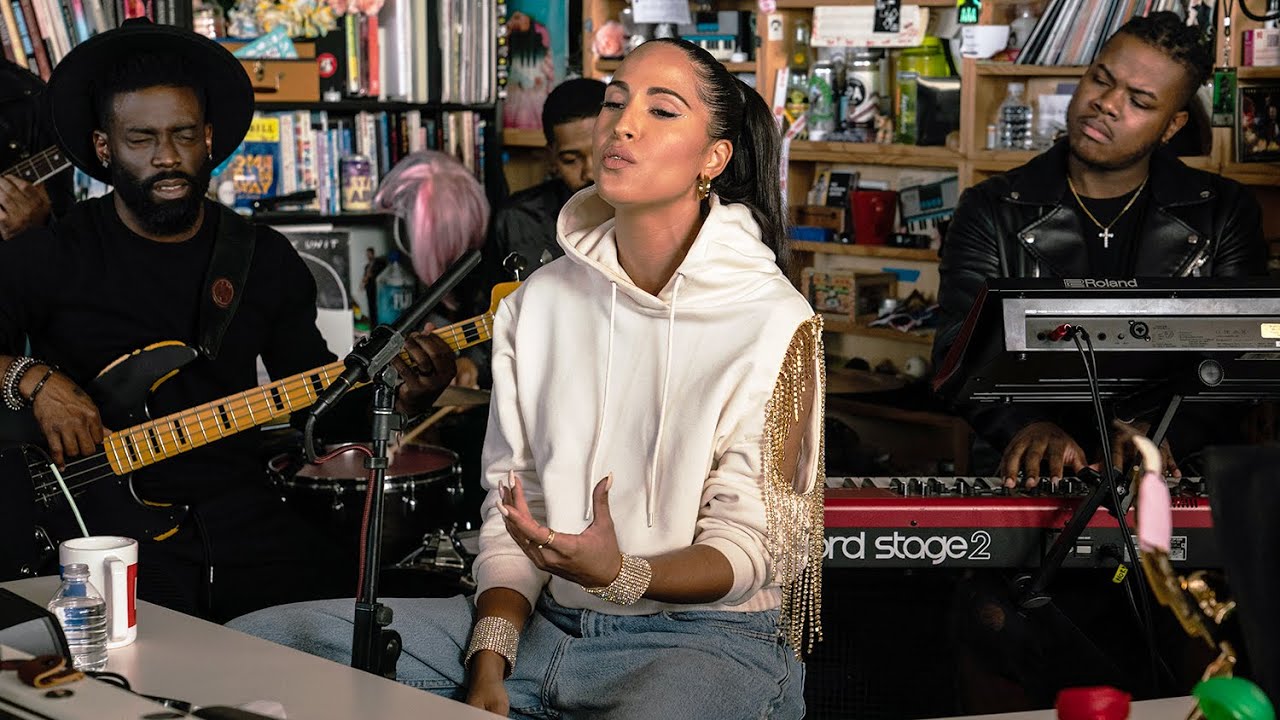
xmin=303 ymin=249 xmax=482 ymax=678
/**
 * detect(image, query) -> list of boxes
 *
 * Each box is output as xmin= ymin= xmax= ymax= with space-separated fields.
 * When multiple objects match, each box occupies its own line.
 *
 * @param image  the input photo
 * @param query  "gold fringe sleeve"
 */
xmin=761 ymin=314 xmax=825 ymax=658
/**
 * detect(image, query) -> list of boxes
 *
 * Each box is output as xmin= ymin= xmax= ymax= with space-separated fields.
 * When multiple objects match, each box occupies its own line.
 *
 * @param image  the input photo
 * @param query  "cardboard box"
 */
xmin=793 ymin=204 xmax=846 ymax=233
xmin=803 ymin=269 xmax=898 ymax=322
xmin=221 ymin=40 xmax=320 ymax=104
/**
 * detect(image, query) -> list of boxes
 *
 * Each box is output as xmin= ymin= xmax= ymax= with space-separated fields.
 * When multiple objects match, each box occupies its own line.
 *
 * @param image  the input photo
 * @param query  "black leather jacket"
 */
xmin=933 ymin=141 xmax=1267 ymax=452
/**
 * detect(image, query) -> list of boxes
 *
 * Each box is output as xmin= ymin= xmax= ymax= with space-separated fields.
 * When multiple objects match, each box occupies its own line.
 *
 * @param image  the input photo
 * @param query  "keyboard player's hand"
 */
xmin=1109 ymin=419 xmax=1180 ymax=478
xmin=1000 ymin=421 xmax=1087 ymax=488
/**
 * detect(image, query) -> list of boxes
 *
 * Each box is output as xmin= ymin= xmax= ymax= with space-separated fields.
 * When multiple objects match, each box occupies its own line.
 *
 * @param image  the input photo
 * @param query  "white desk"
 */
xmin=3 ymin=577 xmax=498 ymax=720
xmin=924 ymin=695 xmax=1197 ymax=720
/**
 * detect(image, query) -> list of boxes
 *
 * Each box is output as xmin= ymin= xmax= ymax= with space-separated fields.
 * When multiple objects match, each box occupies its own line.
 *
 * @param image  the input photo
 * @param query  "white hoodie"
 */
xmin=472 ymin=188 xmax=823 ymax=616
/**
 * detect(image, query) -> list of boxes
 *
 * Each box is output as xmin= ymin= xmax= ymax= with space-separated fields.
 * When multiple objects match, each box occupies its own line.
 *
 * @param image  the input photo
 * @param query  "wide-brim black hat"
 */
xmin=46 ymin=18 xmax=254 ymax=183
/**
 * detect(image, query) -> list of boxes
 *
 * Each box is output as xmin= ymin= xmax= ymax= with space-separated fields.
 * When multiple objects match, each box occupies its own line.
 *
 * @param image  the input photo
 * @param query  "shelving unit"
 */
xmin=821 ymin=317 xmax=935 ymax=345
xmin=595 ymin=58 xmax=755 ymax=73
xmin=790 ymin=240 xmax=938 ymax=261
xmin=788 ymin=141 xmax=959 ymax=167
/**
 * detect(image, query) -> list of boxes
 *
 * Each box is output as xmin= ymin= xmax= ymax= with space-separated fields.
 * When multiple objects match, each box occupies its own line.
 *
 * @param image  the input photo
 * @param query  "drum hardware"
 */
xmin=272 ymin=443 xmax=464 ymax=561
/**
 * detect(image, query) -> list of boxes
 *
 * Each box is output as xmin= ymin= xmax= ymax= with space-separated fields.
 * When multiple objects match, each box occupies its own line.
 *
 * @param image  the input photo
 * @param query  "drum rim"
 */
xmin=272 ymin=443 xmax=461 ymax=488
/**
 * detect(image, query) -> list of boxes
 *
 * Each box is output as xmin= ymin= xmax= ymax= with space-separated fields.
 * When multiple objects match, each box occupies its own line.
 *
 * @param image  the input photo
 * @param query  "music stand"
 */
xmin=934 ymin=277 xmax=1280 ymax=607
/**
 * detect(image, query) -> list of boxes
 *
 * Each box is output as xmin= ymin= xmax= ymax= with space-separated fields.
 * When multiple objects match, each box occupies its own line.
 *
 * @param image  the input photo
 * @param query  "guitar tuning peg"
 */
xmin=503 ymin=252 xmax=528 ymax=281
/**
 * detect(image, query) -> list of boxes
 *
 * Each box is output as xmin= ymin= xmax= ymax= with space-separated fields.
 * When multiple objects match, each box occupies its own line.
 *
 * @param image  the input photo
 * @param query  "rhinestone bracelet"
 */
xmin=464 ymin=616 xmax=520 ymax=678
xmin=2 ymin=357 xmax=38 ymax=411
xmin=583 ymin=553 xmax=653 ymax=606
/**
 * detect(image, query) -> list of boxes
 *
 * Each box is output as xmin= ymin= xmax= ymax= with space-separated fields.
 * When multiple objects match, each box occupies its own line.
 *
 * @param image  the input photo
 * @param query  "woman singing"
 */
xmin=231 ymin=38 xmax=826 ymax=719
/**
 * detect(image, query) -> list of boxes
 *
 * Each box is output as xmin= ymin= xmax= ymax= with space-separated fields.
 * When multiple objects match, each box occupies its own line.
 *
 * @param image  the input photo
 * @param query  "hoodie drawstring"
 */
xmin=646 ymin=274 xmax=682 ymax=527
xmin=586 ymin=281 xmax=618 ymax=520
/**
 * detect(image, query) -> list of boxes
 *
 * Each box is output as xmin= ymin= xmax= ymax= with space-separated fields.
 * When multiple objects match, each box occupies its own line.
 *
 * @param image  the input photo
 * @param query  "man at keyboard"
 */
xmin=936 ymin=13 xmax=1266 ymax=485
xmin=933 ymin=13 xmax=1267 ymax=712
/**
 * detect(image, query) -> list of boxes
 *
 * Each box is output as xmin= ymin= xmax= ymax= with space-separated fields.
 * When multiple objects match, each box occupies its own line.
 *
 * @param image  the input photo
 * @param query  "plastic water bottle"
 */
xmin=47 ymin=563 xmax=108 ymax=671
xmin=997 ymin=82 xmax=1034 ymax=150
xmin=375 ymin=251 xmax=416 ymax=327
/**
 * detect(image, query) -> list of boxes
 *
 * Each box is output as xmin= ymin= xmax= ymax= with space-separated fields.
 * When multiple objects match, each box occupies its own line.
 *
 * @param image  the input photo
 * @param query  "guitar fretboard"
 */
xmin=101 ymin=311 xmax=496 ymax=474
xmin=10 ymin=146 xmax=70 ymax=185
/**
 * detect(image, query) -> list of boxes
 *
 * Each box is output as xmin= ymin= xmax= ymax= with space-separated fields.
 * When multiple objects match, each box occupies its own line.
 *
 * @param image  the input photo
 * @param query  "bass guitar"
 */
xmin=0 ymin=281 xmax=518 ymax=578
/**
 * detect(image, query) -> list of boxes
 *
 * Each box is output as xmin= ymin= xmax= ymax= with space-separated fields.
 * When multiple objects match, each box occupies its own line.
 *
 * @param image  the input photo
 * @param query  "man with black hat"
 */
xmin=0 ymin=20 xmax=458 ymax=621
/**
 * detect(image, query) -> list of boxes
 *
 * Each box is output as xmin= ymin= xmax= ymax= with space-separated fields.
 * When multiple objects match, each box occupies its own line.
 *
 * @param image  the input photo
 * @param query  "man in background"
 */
xmin=485 ymin=77 xmax=605 ymax=280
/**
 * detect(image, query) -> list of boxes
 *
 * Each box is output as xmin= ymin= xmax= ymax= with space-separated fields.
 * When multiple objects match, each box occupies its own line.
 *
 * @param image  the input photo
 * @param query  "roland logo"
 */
xmin=1063 ymin=278 xmax=1139 ymax=289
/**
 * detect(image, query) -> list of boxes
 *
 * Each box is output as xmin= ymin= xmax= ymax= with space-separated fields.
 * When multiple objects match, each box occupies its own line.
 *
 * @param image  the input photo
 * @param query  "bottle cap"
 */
xmin=1194 ymin=677 xmax=1276 ymax=720
xmin=1055 ymin=686 xmax=1131 ymax=720
xmin=61 ymin=563 xmax=89 ymax=579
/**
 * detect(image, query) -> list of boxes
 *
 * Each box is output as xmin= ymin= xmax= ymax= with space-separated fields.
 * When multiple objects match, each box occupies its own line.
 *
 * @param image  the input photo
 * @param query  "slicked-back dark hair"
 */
xmin=92 ymin=50 xmax=207 ymax=132
xmin=1112 ymin=12 xmax=1214 ymax=106
xmin=645 ymin=37 xmax=789 ymax=274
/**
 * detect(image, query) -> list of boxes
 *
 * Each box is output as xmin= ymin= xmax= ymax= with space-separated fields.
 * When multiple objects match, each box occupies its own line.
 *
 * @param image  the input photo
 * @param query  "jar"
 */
xmin=897 ymin=36 xmax=951 ymax=78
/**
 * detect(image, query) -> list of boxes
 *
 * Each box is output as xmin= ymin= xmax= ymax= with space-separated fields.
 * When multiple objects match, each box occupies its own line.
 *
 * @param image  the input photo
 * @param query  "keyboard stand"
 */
xmin=1015 ymin=394 xmax=1181 ymax=609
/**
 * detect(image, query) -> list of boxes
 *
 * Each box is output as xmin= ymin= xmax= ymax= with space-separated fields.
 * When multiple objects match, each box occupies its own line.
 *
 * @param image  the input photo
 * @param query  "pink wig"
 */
xmin=374 ymin=151 xmax=490 ymax=285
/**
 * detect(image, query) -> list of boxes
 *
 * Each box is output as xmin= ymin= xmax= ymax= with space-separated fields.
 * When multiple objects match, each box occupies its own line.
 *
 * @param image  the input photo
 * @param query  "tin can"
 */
xmin=842 ymin=49 xmax=883 ymax=141
xmin=340 ymin=154 xmax=375 ymax=212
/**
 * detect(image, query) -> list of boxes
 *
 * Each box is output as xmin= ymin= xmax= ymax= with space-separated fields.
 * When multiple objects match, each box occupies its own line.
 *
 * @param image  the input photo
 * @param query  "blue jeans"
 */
xmin=229 ymin=594 xmax=806 ymax=719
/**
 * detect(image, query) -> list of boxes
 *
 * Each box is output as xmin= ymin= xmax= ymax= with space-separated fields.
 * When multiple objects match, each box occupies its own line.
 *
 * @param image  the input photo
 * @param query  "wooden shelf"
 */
xmin=502 ymin=128 xmax=546 ymax=148
xmin=967 ymin=149 xmax=1037 ymax=173
xmin=792 ymin=240 xmax=938 ymax=262
xmin=1238 ymin=67 xmax=1280 ymax=81
xmin=788 ymin=140 xmax=960 ymax=167
xmin=595 ymin=59 xmax=755 ymax=73
xmin=255 ymin=100 xmax=496 ymax=113
xmin=255 ymin=211 xmax=391 ymax=225
xmin=974 ymin=63 xmax=1086 ymax=77
xmin=823 ymin=316 xmax=935 ymax=345
xmin=1222 ymin=162 xmax=1280 ymax=186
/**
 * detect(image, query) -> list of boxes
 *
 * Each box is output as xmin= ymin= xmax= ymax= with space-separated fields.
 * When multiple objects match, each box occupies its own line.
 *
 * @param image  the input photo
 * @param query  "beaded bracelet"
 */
xmin=583 ymin=554 xmax=653 ymax=606
xmin=2 ymin=357 xmax=38 ymax=411
xmin=26 ymin=364 xmax=58 ymax=404
xmin=464 ymin=616 xmax=520 ymax=678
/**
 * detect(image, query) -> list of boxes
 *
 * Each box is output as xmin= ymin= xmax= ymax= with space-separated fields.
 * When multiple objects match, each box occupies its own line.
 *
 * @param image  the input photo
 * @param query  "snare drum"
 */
xmin=273 ymin=444 xmax=463 ymax=561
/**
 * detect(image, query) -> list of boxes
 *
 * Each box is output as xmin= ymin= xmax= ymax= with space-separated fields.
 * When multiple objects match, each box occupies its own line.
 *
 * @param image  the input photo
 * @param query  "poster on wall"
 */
xmin=504 ymin=1 xmax=569 ymax=130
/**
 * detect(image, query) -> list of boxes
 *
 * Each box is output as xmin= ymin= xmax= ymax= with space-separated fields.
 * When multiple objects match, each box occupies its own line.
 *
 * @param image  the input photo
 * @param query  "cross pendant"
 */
xmin=1099 ymin=227 xmax=1114 ymax=249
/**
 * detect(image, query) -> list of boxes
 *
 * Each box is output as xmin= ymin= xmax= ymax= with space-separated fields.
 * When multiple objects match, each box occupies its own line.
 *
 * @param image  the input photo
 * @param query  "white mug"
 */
xmin=58 ymin=536 xmax=138 ymax=648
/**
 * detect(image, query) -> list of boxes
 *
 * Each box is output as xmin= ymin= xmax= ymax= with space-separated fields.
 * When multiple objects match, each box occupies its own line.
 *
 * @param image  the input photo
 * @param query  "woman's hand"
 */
xmin=465 ymin=652 xmax=509 ymax=714
xmin=498 ymin=471 xmax=623 ymax=588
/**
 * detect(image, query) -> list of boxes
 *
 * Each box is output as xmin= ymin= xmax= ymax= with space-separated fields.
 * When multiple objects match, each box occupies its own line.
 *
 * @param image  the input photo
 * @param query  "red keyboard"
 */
xmin=822 ymin=477 xmax=1214 ymax=569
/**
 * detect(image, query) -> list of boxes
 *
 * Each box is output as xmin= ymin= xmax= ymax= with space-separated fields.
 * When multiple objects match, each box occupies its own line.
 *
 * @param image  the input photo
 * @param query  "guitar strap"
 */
xmin=196 ymin=205 xmax=257 ymax=360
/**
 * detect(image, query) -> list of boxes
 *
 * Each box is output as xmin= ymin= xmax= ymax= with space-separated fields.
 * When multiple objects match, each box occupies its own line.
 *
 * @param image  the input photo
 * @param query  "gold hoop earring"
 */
xmin=696 ymin=175 xmax=711 ymax=200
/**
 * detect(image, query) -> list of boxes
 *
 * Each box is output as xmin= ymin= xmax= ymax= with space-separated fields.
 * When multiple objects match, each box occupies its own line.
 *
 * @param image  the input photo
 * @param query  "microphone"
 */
xmin=308 ymin=248 xmax=482 ymax=421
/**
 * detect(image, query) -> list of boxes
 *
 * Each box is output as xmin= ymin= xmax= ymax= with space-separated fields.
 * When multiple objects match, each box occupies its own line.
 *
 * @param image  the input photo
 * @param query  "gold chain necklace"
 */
xmin=1067 ymin=176 xmax=1149 ymax=250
